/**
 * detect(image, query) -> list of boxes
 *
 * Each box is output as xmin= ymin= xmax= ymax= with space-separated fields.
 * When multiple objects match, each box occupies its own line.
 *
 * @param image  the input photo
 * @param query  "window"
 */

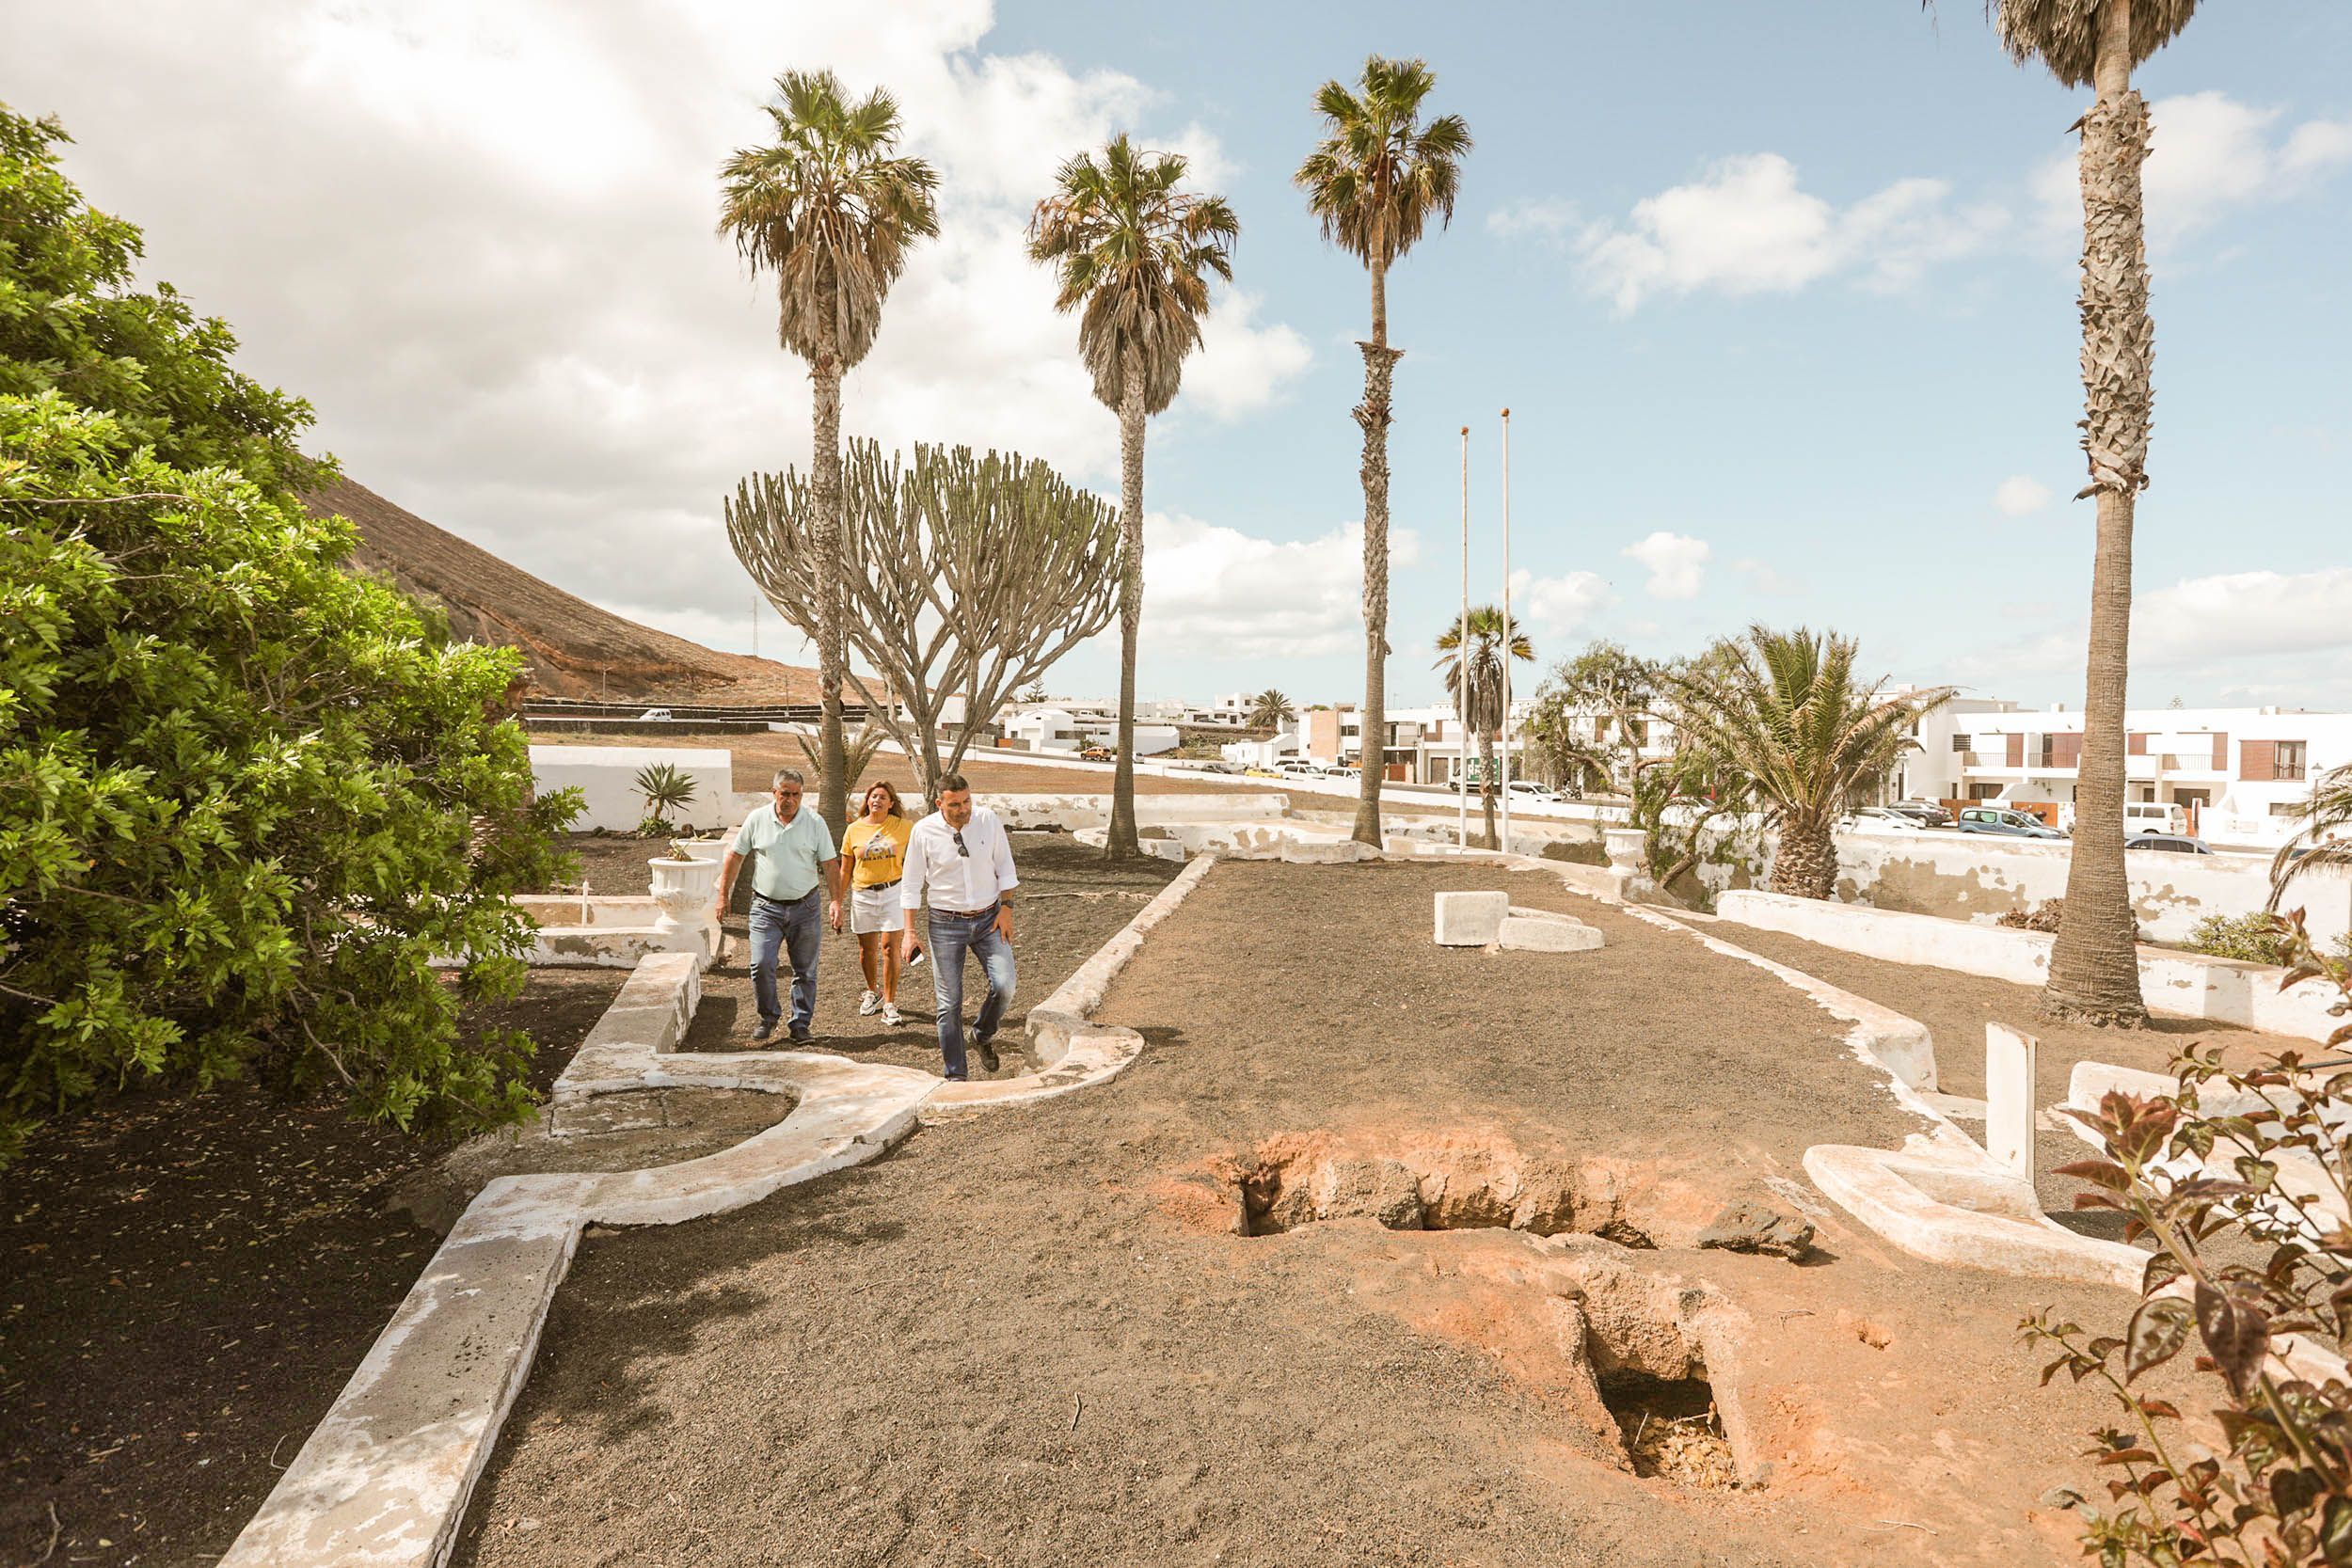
xmin=2277 ymin=740 xmax=2308 ymax=782
xmin=1950 ymin=733 xmax=1970 ymax=752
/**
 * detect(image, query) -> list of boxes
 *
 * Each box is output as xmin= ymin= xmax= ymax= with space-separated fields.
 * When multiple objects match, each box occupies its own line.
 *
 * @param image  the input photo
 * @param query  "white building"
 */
xmin=1899 ymin=700 xmax=2352 ymax=846
xmin=997 ymin=700 xmax=1178 ymax=757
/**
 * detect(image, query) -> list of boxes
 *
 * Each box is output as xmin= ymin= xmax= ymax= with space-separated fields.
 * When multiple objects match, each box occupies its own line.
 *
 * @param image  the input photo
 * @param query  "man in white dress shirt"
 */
xmin=899 ymin=772 xmax=1017 ymax=1081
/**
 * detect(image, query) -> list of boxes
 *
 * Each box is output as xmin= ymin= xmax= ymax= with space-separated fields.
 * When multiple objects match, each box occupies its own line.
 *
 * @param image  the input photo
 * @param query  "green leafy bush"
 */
xmin=632 ymin=761 xmax=697 ymax=836
xmin=0 ymin=107 xmax=574 ymax=1160
xmin=2027 ymin=910 xmax=2352 ymax=1565
xmin=2185 ymin=911 xmax=2296 ymax=966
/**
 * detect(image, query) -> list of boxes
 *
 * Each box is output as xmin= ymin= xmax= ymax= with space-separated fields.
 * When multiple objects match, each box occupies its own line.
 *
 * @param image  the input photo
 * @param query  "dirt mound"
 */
xmin=311 ymin=475 xmax=818 ymax=703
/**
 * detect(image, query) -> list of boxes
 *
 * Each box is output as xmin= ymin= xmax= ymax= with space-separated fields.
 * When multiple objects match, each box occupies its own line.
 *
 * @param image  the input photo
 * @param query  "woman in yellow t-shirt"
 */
xmin=834 ymin=781 xmax=914 ymax=1026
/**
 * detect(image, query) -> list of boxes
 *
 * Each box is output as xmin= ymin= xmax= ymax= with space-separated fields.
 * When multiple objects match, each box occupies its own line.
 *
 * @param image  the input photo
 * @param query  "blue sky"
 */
xmin=20 ymin=2 xmax=2352 ymax=710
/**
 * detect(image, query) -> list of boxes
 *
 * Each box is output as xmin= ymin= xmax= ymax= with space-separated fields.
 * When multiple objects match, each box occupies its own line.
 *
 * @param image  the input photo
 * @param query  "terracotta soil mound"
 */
xmin=453 ymin=862 xmax=2125 ymax=1568
xmin=312 ymin=475 xmax=818 ymax=703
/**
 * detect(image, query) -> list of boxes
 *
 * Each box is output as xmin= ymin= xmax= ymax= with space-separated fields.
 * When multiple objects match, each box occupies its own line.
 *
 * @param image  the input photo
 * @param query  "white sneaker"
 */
xmin=857 ymin=990 xmax=881 ymax=1016
xmin=881 ymin=1003 xmax=904 ymax=1027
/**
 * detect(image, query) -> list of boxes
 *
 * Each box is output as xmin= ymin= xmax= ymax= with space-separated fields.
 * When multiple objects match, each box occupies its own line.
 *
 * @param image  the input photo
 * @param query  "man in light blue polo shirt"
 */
xmin=715 ymin=767 xmax=838 ymax=1043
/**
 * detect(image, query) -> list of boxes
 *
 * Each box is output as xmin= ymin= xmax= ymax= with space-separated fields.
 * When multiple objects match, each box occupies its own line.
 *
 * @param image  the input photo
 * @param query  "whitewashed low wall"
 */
xmin=1714 ymin=890 xmax=2347 ymax=1042
xmin=1674 ymin=826 xmax=2350 ymax=951
xmin=531 ymin=745 xmax=733 ymax=832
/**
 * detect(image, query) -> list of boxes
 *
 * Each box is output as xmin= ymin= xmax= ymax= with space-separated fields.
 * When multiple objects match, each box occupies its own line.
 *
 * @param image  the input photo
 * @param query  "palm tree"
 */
xmin=1662 ymin=627 xmax=1952 ymax=900
xmin=719 ymin=70 xmax=939 ymax=837
xmin=1030 ymin=136 xmax=1237 ymax=859
xmin=1246 ymin=689 xmax=1296 ymax=730
xmin=1296 ymin=56 xmax=1471 ymax=847
xmin=1436 ymin=606 xmax=1533 ymax=850
xmin=2272 ymin=763 xmax=2352 ymax=909
xmin=1969 ymin=0 xmax=2201 ymax=1024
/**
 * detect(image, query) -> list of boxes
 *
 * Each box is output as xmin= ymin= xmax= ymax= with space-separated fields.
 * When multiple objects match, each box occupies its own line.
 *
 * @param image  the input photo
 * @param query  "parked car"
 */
xmin=2122 ymin=800 xmax=2189 ymax=836
xmin=1955 ymin=806 xmax=2068 ymax=840
xmin=2124 ymin=832 xmax=2215 ymax=855
xmin=1243 ymin=765 xmax=1284 ymax=780
xmin=1884 ymin=801 xmax=1954 ymax=829
xmin=1078 ymin=746 xmax=1115 ymax=763
xmin=1838 ymin=807 xmax=1926 ymax=834
xmin=1275 ymin=759 xmax=1325 ymax=777
xmin=1326 ymin=764 xmax=1359 ymax=777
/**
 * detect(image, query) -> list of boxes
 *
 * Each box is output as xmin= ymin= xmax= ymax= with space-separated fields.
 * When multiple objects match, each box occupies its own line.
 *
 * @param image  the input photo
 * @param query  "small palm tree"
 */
xmin=2272 ymin=763 xmax=2352 ymax=908
xmin=1296 ymin=56 xmax=1471 ymax=847
xmin=1662 ymin=627 xmax=1952 ymax=900
xmin=1029 ymin=135 xmax=1237 ymax=861
xmin=1952 ymin=0 xmax=2203 ymax=1023
xmin=1436 ymin=606 xmax=1533 ymax=849
xmin=720 ymin=70 xmax=939 ymax=837
xmin=1247 ymin=689 xmax=1296 ymax=730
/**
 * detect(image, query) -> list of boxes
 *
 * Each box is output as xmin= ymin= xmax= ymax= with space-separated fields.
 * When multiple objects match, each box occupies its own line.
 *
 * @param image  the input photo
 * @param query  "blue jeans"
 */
xmin=749 ymin=889 xmax=822 ymax=1035
xmin=925 ymin=906 xmax=1015 ymax=1080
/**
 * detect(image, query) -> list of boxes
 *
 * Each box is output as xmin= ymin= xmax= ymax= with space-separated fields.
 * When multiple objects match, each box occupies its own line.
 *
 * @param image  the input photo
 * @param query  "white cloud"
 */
xmin=1946 ymin=566 xmax=2352 ymax=704
xmin=1184 ymin=289 xmax=1314 ymax=420
xmin=1732 ymin=558 xmax=1804 ymax=597
xmin=1140 ymin=514 xmax=1419 ymax=660
xmin=2033 ymin=92 xmax=2352 ymax=252
xmin=10 ymin=0 xmax=1311 ymax=655
xmin=1621 ymin=531 xmax=1711 ymax=600
xmin=1573 ymin=153 xmax=2005 ymax=312
xmin=1506 ymin=567 xmax=1616 ymax=633
xmin=1486 ymin=197 xmax=1580 ymax=242
xmin=1994 ymin=475 xmax=2054 ymax=515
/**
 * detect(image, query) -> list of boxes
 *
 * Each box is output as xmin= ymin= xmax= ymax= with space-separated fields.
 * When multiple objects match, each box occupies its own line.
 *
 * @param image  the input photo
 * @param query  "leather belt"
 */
xmin=857 ymin=878 xmax=902 ymax=891
xmin=931 ymin=903 xmax=999 ymax=920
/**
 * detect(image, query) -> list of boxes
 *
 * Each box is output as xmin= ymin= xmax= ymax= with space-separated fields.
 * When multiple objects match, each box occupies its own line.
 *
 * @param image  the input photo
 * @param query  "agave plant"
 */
xmin=632 ymin=762 xmax=697 ymax=833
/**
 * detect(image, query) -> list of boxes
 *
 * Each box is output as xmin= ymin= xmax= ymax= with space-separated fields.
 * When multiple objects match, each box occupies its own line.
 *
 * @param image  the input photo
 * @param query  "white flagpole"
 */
xmin=1458 ymin=424 xmax=1470 ymax=850
xmin=1499 ymin=406 xmax=1513 ymax=859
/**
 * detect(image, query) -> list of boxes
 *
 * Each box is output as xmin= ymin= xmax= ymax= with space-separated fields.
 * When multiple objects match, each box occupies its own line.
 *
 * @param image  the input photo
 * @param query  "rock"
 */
xmin=1495 ymin=912 xmax=1603 ymax=953
xmin=1433 ymin=890 xmax=1508 ymax=946
xmin=2040 ymin=1487 xmax=2084 ymax=1511
xmin=1695 ymin=1198 xmax=1816 ymax=1260
xmin=1318 ymin=1156 xmax=1426 ymax=1230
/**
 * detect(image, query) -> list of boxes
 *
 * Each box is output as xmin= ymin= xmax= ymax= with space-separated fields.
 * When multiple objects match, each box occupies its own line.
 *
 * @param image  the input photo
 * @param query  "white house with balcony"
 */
xmin=1898 ymin=700 xmax=2352 ymax=846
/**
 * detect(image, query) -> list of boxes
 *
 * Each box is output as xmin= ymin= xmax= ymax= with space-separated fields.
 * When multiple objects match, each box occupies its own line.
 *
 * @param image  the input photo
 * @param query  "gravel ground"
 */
xmin=451 ymin=861 xmax=2129 ymax=1568
xmin=1 ymin=969 xmax=628 ymax=1568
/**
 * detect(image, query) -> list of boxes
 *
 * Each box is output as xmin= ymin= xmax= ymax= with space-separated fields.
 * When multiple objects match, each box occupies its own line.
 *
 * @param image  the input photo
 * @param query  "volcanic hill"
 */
xmin=310 ymin=476 xmax=817 ymax=704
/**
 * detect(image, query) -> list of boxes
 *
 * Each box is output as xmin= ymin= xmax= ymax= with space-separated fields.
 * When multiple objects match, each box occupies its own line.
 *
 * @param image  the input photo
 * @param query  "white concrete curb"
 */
xmin=217 ymin=957 xmax=936 ymax=1568
xmin=1629 ymin=906 xmax=2150 ymax=1291
xmin=922 ymin=853 xmax=1219 ymax=1120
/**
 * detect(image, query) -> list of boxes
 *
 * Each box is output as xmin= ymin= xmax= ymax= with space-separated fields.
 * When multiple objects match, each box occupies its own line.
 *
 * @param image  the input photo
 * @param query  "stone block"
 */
xmin=1496 ymin=913 xmax=1604 ymax=953
xmin=1434 ymin=890 xmax=1508 ymax=946
xmin=1279 ymin=838 xmax=1377 ymax=864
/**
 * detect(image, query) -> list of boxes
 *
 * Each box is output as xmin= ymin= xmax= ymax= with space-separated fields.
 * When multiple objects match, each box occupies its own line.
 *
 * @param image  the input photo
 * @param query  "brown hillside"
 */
xmin=310 ymin=476 xmax=819 ymax=703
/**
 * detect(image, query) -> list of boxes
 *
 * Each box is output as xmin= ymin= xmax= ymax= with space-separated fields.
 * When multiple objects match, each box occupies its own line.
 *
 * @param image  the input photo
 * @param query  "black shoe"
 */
xmin=752 ymin=1020 xmax=777 ymax=1043
xmin=788 ymin=1025 xmax=812 ymax=1045
xmin=975 ymin=1035 xmax=999 ymax=1073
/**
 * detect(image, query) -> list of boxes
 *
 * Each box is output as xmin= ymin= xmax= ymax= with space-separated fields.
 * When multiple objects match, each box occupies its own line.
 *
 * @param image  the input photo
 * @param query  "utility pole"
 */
xmin=1458 ymin=424 xmax=1470 ymax=851
xmin=1499 ymin=406 xmax=1513 ymax=859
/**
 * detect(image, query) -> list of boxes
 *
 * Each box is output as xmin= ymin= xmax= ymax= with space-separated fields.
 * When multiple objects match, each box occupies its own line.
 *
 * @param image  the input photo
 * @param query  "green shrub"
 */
xmin=0 ymin=107 xmax=574 ymax=1160
xmin=2185 ymin=911 xmax=2296 ymax=966
xmin=2029 ymin=910 xmax=2352 ymax=1566
xmin=632 ymin=761 xmax=696 ymax=835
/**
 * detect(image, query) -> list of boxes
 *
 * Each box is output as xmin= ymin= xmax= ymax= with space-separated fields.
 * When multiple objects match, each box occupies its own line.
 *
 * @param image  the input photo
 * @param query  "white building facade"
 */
xmin=1898 ymin=701 xmax=2352 ymax=847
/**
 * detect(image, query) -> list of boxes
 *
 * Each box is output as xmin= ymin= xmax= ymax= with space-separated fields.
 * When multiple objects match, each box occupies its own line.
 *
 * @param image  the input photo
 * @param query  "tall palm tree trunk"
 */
xmin=1478 ymin=729 xmax=1498 ymax=849
xmin=1107 ymin=365 xmax=1147 ymax=859
xmin=1772 ymin=815 xmax=1838 ymax=900
xmin=1352 ymin=259 xmax=1400 ymax=847
xmin=2045 ymin=0 xmax=2152 ymax=1026
xmin=810 ymin=352 xmax=849 ymax=834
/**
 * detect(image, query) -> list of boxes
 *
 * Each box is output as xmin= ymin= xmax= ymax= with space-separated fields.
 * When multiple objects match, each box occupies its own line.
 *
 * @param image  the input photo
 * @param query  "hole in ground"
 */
xmin=1601 ymin=1370 xmax=1738 ymax=1491
xmin=1226 ymin=1132 xmax=1654 ymax=1246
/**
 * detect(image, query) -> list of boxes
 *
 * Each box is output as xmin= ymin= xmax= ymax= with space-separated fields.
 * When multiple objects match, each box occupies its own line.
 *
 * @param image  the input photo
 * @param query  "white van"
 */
xmin=2123 ymin=800 xmax=2187 ymax=835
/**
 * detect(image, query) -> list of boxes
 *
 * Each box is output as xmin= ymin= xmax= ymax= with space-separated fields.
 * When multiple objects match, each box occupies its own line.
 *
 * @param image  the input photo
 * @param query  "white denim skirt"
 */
xmin=850 ymin=881 xmax=903 ymax=935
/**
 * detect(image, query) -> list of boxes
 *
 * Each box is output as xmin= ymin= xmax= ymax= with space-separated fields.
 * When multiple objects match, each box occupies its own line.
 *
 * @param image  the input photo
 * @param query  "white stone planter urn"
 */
xmin=1603 ymin=827 xmax=1646 ymax=875
xmin=648 ymin=855 xmax=720 ymax=936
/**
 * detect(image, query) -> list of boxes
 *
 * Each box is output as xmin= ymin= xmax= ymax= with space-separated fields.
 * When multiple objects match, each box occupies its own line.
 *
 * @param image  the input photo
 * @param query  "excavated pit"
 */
xmin=1184 ymin=1132 xmax=1757 ymax=1492
xmin=1223 ymin=1131 xmax=1657 ymax=1246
